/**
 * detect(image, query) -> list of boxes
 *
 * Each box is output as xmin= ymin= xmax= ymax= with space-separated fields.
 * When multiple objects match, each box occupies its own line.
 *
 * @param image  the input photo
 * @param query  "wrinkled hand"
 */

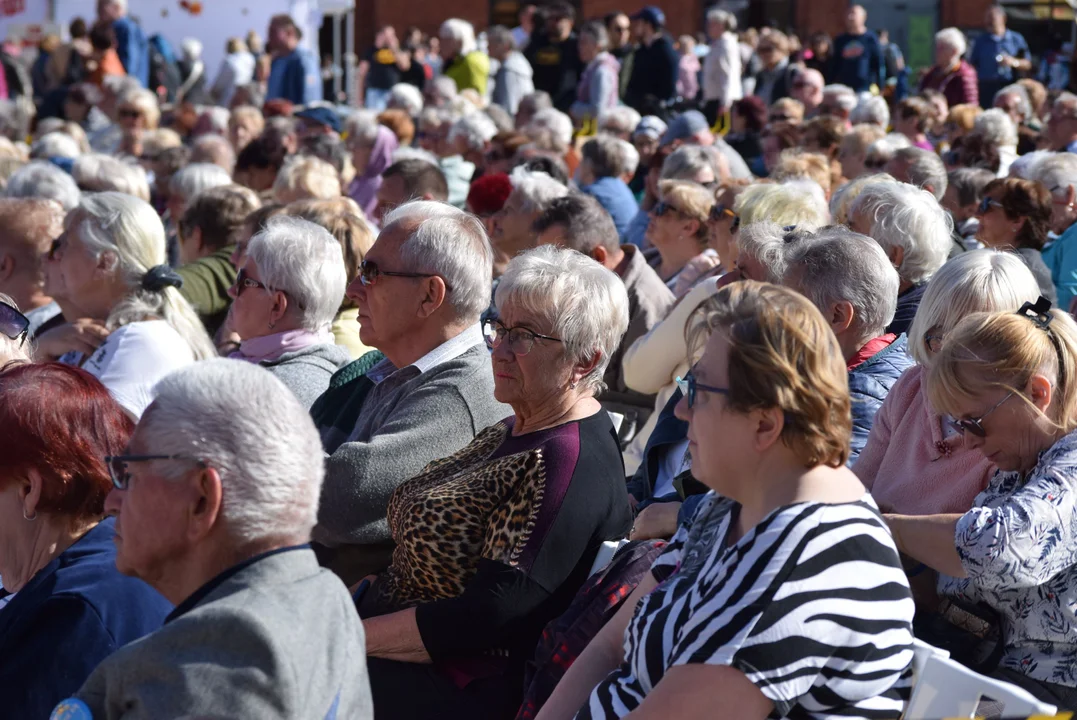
xmin=673 ymin=252 xmax=722 ymax=298
xmin=630 ymin=501 xmax=682 ymax=541
xmin=34 ymin=318 xmax=109 ymax=360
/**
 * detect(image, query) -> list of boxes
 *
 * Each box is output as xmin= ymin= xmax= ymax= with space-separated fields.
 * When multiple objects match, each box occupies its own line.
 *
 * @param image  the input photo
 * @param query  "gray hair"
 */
xmin=448 ymin=112 xmax=498 ymax=152
xmin=1034 ymin=153 xmax=1077 ymax=200
xmin=662 ymin=144 xmax=722 ymax=183
xmin=1010 ymin=149 xmax=1054 ymax=181
xmin=823 ymin=85 xmax=858 ymax=113
xmin=429 ymin=76 xmax=459 ymax=105
xmin=706 ymin=8 xmax=737 ymax=31
xmin=531 ymin=192 xmax=619 ymax=255
xmin=393 ymin=146 xmax=440 ymax=166
xmin=579 ymin=21 xmax=609 ymax=50
xmin=935 ymin=27 xmax=968 ymax=57
xmin=485 ymin=104 xmax=515 ymax=133
xmin=850 ymin=94 xmax=890 ymax=128
xmin=382 ymin=201 xmax=493 ymax=321
xmin=190 ymin=133 xmax=236 ymax=174
xmin=734 ymin=221 xmax=808 ymax=283
xmin=495 ymin=244 xmax=629 ymax=394
xmin=527 ymin=108 xmax=573 ymax=151
xmin=71 ymin=154 xmax=151 ymax=202
xmin=5 ymin=161 xmax=80 ymax=210
xmin=169 ymin=162 xmax=233 ymax=206
xmin=140 ymin=359 xmax=325 ymax=544
xmin=994 ymin=83 xmax=1032 ymax=122
xmin=581 ymin=134 xmax=628 ymax=179
xmin=598 ymin=106 xmax=641 ymax=136
xmin=783 ymin=227 xmax=899 ymax=343
xmin=487 ymin=24 xmax=516 ymax=51
xmin=892 ymin=147 xmax=948 ymax=200
xmin=616 ymin=138 xmax=639 ymax=177
xmin=440 ymin=18 xmax=478 ymax=55
xmin=518 ymin=91 xmax=553 ymax=118
xmin=181 ymin=37 xmax=203 ymax=62
xmin=974 ymin=108 xmax=1019 ymax=148
xmin=246 ymin=216 xmax=347 ymax=332
xmin=388 ymin=83 xmax=425 ymax=117
xmin=343 ymin=110 xmax=379 ymax=145
xmin=948 ymin=167 xmax=996 ymax=207
xmin=736 ymin=181 xmax=830 ymax=230
xmin=853 ymin=182 xmax=952 ymax=284
xmin=907 ymin=249 xmax=1040 ymax=366
xmin=509 ymin=166 xmax=569 ymax=213
xmin=31 ymin=132 xmax=82 ymax=160
xmin=70 ymin=192 xmax=214 ymax=359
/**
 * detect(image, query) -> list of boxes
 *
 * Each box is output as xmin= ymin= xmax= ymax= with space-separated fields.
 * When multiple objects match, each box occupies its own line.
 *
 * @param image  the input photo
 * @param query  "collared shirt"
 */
xmin=366 ymin=323 xmax=485 ymax=385
xmin=970 ymin=29 xmax=1029 ymax=83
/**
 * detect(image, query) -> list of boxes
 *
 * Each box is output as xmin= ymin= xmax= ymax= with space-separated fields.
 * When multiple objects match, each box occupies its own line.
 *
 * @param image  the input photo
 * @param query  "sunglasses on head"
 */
xmin=977 ymin=197 xmax=1004 ymax=215
xmin=709 ymin=204 xmax=740 ymax=230
xmin=0 ymin=301 xmax=30 ymax=346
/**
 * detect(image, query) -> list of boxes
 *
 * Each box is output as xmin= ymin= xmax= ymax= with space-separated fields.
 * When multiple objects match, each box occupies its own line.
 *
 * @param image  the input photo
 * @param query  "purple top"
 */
xmin=347 ymin=125 xmax=399 ymax=221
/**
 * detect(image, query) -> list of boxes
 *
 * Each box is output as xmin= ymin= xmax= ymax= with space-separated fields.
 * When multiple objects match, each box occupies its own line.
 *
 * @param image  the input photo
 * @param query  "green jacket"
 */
xmin=178 ymin=246 xmax=237 ymax=337
xmin=309 ymin=350 xmax=385 ymax=445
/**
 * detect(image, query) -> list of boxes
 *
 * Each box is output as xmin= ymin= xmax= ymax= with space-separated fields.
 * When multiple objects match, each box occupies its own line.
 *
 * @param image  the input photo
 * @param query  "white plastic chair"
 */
xmin=910 ymin=638 xmax=950 ymax=682
xmin=588 ymin=539 xmax=629 ymax=577
xmin=903 ymin=653 xmax=1057 ymax=719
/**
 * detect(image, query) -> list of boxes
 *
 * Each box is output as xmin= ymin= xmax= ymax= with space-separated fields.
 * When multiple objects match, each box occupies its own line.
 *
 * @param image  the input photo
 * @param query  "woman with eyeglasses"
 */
xmin=0 ymin=362 xmax=172 ymax=719
xmin=976 ymin=177 xmax=1057 ymax=303
xmin=645 ymin=180 xmax=715 ymax=291
xmin=537 ymin=281 xmax=915 ymax=720
xmin=357 ymin=245 xmax=632 ymax=719
xmin=226 ymin=216 xmax=350 ymax=409
xmin=885 ymin=299 xmax=1077 ymax=709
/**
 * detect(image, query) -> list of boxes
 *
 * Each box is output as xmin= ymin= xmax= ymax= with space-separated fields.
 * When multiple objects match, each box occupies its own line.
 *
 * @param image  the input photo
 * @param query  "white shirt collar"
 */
xmin=368 ymin=323 xmax=486 ymax=384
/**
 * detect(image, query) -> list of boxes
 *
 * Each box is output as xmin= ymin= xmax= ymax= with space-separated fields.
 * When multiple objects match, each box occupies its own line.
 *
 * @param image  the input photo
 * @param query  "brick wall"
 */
xmin=941 ymin=0 xmax=992 ymax=30
xmin=794 ymin=0 xmax=850 ymax=38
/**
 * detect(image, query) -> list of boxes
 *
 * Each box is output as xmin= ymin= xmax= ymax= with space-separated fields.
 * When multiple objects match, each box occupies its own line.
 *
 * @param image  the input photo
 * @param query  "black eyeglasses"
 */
xmin=977 ymin=197 xmax=1004 ymax=215
xmin=954 ymin=393 xmax=1013 ymax=438
xmin=675 ymin=372 xmax=730 ymax=409
xmin=483 ymin=318 xmax=561 ymax=356
xmin=104 ymin=454 xmax=204 ymax=490
xmin=358 ymin=259 xmax=446 ymax=288
xmin=0 ymin=301 xmax=29 ymax=346
xmin=709 ymin=204 xmax=740 ymax=231
xmin=118 ymin=108 xmax=142 ymax=120
xmin=234 ymin=267 xmax=268 ymax=296
xmin=653 ymin=201 xmax=685 ymax=218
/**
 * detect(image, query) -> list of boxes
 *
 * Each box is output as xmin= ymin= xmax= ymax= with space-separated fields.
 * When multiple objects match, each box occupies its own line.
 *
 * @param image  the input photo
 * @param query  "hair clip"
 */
xmin=1017 ymin=296 xmax=1054 ymax=330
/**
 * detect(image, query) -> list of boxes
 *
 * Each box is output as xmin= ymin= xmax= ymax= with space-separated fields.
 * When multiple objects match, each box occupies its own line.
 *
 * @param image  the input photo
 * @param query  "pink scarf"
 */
xmin=230 ymin=329 xmax=335 ymax=364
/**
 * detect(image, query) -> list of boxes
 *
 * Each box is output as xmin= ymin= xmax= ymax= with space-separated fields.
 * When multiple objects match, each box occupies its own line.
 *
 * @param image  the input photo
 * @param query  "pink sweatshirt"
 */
xmin=854 ymin=365 xmax=996 ymax=515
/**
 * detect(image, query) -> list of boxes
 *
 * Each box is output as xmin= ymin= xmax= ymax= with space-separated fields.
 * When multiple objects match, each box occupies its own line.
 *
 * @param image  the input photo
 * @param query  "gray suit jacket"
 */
xmin=74 ymin=547 xmax=373 ymax=720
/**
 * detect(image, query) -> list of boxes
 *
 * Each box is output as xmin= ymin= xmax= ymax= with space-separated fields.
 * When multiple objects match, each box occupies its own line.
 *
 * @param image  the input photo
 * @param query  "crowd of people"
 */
xmin=4 ymin=0 xmax=1077 ymax=718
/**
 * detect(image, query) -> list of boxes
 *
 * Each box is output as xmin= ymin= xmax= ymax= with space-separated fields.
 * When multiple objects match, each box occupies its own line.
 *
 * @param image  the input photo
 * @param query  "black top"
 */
xmin=625 ymin=34 xmax=679 ymax=112
xmin=886 ymin=282 xmax=927 ymax=337
xmin=365 ymin=46 xmax=400 ymax=90
xmin=524 ymin=32 xmax=582 ymax=111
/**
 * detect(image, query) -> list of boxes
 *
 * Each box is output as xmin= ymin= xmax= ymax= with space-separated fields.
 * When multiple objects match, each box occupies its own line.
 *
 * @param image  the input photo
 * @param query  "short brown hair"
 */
xmin=983 ymin=177 xmax=1052 ymax=250
xmin=377 ymin=109 xmax=415 ymax=147
xmin=180 ymin=186 xmax=261 ymax=252
xmin=285 ymin=197 xmax=373 ymax=288
xmin=688 ymin=281 xmax=851 ymax=468
xmin=802 ymin=115 xmax=846 ymax=158
xmin=899 ymin=97 xmax=933 ymax=133
xmin=769 ymin=149 xmax=832 ymax=195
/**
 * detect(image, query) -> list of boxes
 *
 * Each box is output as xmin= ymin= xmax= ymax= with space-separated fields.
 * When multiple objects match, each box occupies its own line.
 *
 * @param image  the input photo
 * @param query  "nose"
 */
xmin=963 ymin=431 xmax=985 ymax=452
xmin=103 ymin=486 xmax=123 ymax=517
xmin=673 ymin=392 xmax=690 ymax=422
xmin=346 ymin=275 xmax=366 ymax=306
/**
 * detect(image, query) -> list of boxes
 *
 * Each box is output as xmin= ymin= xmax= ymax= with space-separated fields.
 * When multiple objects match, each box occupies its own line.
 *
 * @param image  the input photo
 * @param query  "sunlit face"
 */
xmin=44 ymin=220 xmax=101 ymax=310
xmin=975 ymin=192 xmax=1019 ymax=248
xmin=117 ymin=104 xmax=146 ymax=132
xmin=489 ymin=303 xmax=573 ymax=409
xmin=227 ymin=257 xmax=281 ymax=341
xmin=994 ymin=92 xmax=1024 ymax=127
xmin=935 ymin=42 xmax=958 ymax=70
xmin=946 ymin=387 xmax=1043 ymax=473
xmin=491 ymin=192 xmax=538 ymax=276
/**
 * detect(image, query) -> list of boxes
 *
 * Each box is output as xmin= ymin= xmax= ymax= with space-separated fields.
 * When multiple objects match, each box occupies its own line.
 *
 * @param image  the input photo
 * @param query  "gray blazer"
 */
xmin=73 ymin=547 xmax=373 ymax=720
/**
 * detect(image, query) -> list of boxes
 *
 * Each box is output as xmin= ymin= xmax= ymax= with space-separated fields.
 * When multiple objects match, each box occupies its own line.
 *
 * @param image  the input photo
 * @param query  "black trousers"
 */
xmin=367 ymin=657 xmax=522 ymax=720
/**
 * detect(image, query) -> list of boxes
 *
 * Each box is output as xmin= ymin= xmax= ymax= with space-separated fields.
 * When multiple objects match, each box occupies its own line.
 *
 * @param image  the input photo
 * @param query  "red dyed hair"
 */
xmin=467 ymin=173 xmax=513 ymax=216
xmin=0 ymin=363 xmax=133 ymax=519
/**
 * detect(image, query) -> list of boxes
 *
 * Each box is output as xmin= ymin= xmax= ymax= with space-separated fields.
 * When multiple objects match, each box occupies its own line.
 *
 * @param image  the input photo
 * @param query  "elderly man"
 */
xmin=373 ymin=158 xmax=450 ymax=225
xmin=311 ymin=202 xmax=509 ymax=582
xmin=820 ymin=84 xmax=858 ymax=127
xmin=829 ymin=5 xmax=884 ymax=93
xmin=1047 ymin=92 xmax=1077 ymax=153
xmin=533 ymin=193 xmax=672 ymax=440
xmin=53 ymin=360 xmax=373 ymax=718
xmin=782 ymin=226 xmax=913 ymax=462
xmin=791 ymin=68 xmax=824 ymax=116
xmin=970 ymin=6 xmax=1031 ymax=110
xmin=885 ymin=146 xmax=947 ymax=201
xmin=0 ymin=199 xmax=63 ymax=336
xmin=491 ymin=166 xmax=569 ymax=276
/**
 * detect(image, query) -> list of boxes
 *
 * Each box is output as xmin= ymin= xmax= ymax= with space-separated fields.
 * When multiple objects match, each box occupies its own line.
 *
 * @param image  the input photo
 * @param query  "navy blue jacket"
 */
xmin=829 ymin=31 xmax=884 ymax=93
xmin=848 ymin=334 xmax=913 ymax=464
xmin=0 ymin=517 xmax=171 ymax=718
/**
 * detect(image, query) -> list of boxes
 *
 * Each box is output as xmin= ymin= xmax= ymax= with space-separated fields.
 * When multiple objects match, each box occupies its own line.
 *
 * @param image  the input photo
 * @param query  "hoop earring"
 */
xmin=268 ymin=321 xmax=276 ymax=330
xmin=23 ymin=508 xmax=36 ymax=521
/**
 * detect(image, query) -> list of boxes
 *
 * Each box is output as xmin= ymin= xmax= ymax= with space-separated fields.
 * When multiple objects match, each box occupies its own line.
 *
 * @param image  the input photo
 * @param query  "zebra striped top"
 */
xmin=577 ymin=492 xmax=916 ymax=719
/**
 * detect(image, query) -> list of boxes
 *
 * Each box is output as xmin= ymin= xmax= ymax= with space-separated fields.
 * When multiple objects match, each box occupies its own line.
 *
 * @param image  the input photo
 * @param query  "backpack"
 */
xmin=148 ymin=34 xmax=182 ymax=102
xmin=515 ymin=539 xmax=667 ymax=720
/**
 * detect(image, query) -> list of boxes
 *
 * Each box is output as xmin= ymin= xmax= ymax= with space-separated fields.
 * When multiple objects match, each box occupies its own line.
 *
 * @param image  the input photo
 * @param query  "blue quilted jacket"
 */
xmin=848 ymin=334 xmax=913 ymax=465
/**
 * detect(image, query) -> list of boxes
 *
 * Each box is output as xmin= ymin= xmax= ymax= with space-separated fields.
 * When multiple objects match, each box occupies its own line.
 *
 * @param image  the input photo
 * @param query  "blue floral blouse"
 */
xmin=941 ymin=429 xmax=1077 ymax=687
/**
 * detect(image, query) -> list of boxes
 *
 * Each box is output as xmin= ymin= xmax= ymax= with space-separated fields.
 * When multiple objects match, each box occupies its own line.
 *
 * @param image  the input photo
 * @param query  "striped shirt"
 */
xmin=578 ymin=492 xmax=915 ymax=719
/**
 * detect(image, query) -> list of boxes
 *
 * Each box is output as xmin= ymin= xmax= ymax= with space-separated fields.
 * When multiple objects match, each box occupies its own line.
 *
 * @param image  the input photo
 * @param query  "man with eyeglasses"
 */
xmin=310 ymin=201 xmax=510 ymax=583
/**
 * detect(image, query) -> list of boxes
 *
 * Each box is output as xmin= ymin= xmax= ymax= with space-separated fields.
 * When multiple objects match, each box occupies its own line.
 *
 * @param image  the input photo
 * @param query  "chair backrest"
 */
xmin=589 ymin=538 xmax=629 ymax=577
xmin=903 ymin=654 xmax=1057 ymax=719
xmin=909 ymin=638 xmax=949 ymax=682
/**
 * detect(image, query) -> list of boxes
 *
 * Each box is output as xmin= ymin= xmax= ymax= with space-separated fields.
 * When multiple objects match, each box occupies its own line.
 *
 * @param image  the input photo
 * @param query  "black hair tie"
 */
xmin=141 ymin=265 xmax=184 ymax=293
xmin=1017 ymin=296 xmax=1053 ymax=330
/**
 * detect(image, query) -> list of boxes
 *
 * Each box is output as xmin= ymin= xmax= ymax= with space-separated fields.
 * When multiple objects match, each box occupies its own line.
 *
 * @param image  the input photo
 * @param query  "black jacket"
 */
xmin=624 ymin=34 xmax=679 ymax=114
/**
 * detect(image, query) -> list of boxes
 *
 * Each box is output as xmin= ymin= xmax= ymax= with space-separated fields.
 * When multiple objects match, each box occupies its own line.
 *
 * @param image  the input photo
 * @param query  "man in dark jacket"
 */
xmin=623 ymin=6 xmax=679 ymax=116
xmin=523 ymin=1 xmax=581 ymax=112
xmin=782 ymin=227 xmax=913 ymax=463
xmin=829 ymin=4 xmax=884 ymax=93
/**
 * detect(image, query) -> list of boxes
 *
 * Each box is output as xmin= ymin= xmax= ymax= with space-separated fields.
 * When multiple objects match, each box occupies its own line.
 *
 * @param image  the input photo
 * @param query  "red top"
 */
xmin=918 ymin=60 xmax=979 ymax=108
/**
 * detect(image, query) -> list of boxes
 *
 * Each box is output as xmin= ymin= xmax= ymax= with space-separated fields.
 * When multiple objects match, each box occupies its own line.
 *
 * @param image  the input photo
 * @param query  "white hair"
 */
xmin=1033 ymin=152 xmax=1077 ymax=197
xmin=5 ymin=161 xmax=80 ymax=210
xmin=448 ymin=112 xmax=498 ymax=152
xmin=168 ymin=162 xmax=232 ymax=207
xmin=72 ymin=154 xmax=151 ymax=202
xmin=906 ymin=249 xmax=1039 ymax=366
xmin=823 ymin=85 xmax=858 ymax=113
xmin=495 ymin=244 xmax=629 ymax=394
xmin=104 ymin=0 xmax=128 ymax=12
xmin=117 ymin=87 xmax=160 ymax=129
xmin=247 ymin=216 xmax=347 ymax=332
xmin=382 ymin=201 xmax=493 ymax=321
xmin=994 ymin=83 xmax=1032 ymax=122
xmin=733 ymin=221 xmax=803 ymax=283
xmin=140 ymin=359 xmax=325 ymax=544
xmin=30 ymin=132 xmax=81 ymax=160
xmin=783 ymin=227 xmax=899 ymax=343
xmin=429 ymin=76 xmax=458 ymax=105
xmin=616 ymin=138 xmax=640 ymax=177
xmin=388 ymin=83 xmax=425 ymax=117
xmin=661 ymin=144 xmax=723 ymax=183
xmin=706 ymin=8 xmax=737 ymax=32
xmin=198 ymin=106 xmax=231 ymax=135
xmin=440 ymin=18 xmax=478 ymax=55
xmin=190 ymin=133 xmax=236 ymax=174
xmin=181 ymin=37 xmax=203 ymax=62
xmin=892 ymin=146 xmax=948 ymax=200
xmin=509 ymin=166 xmax=569 ymax=213
xmin=70 ymin=192 xmax=214 ymax=359
xmin=526 ymin=108 xmax=573 ymax=151
xmin=935 ymin=27 xmax=968 ymax=57
xmin=974 ymin=107 xmax=1019 ymax=148
xmin=343 ymin=110 xmax=379 ymax=145
xmin=1011 ymin=149 xmax=1055 ymax=181
xmin=598 ymin=106 xmax=642 ymax=136
xmin=852 ymin=182 xmax=952 ymax=284
xmin=392 ymin=146 xmax=440 ymax=166
xmin=850 ymin=94 xmax=890 ymax=128
xmin=735 ymin=181 xmax=830 ymax=231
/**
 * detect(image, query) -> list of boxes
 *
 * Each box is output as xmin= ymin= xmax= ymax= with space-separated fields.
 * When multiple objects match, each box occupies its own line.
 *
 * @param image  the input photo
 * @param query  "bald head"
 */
xmin=846 ymin=5 xmax=867 ymax=33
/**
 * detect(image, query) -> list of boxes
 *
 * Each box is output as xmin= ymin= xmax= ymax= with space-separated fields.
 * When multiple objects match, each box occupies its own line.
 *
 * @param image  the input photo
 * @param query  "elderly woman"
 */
xmin=976 ymin=177 xmax=1057 ymax=302
xmin=571 ymin=21 xmax=620 ymax=123
xmin=346 ymin=111 xmax=400 ymax=222
xmin=166 ymin=162 xmax=232 ymax=229
xmin=0 ymin=363 xmax=171 ymax=718
xmin=273 ymin=156 xmax=342 ymax=205
xmin=440 ymin=18 xmax=489 ymax=96
xmin=357 ymin=245 xmax=633 ymax=719
xmin=0 ymin=294 xmax=30 ymax=365
xmin=919 ymin=27 xmax=979 ymax=108
xmin=37 ymin=192 xmax=214 ymax=419
xmin=972 ymin=108 xmax=1020 ymax=177
xmin=227 ymin=216 xmax=350 ymax=407
xmin=538 ymin=281 xmax=915 ymax=720
xmin=646 ymin=180 xmax=714 ymax=290
xmin=1038 ymin=154 xmax=1077 ymax=309
xmin=228 ymin=105 xmax=265 ymax=154
xmin=896 ymin=97 xmax=936 ymax=150
xmin=887 ymin=300 xmax=1077 ymax=708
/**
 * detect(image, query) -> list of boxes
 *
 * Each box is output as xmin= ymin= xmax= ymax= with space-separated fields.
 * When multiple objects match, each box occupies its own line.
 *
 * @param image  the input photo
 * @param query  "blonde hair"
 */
xmin=118 ymin=87 xmax=160 ymax=129
xmin=230 ymin=105 xmax=265 ymax=136
xmin=829 ymin=172 xmax=896 ymax=225
xmin=141 ymin=128 xmax=183 ymax=157
xmin=928 ymin=307 xmax=1077 ymax=435
xmin=770 ymin=149 xmax=831 ymax=196
xmin=947 ymin=104 xmax=983 ymax=134
xmin=770 ymin=97 xmax=805 ymax=124
xmin=840 ymin=123 xmax=887 ymax=158
xmin=734 ymin=181 xmax=829 ymax=230
xmin=273 ymin=156 xmax=341 ymax=203
xmin=658 ymin=179 xmax=714 ymax=244
xmin=687 ymin=280 xmax=851 ymax=468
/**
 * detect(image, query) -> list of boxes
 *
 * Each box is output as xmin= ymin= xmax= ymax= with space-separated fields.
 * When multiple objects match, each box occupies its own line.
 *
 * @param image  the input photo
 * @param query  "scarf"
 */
xmin=348 ymin=125 xmax=399 ymax=220
xmin=230 ymin=329 xmax=335 ymax=364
